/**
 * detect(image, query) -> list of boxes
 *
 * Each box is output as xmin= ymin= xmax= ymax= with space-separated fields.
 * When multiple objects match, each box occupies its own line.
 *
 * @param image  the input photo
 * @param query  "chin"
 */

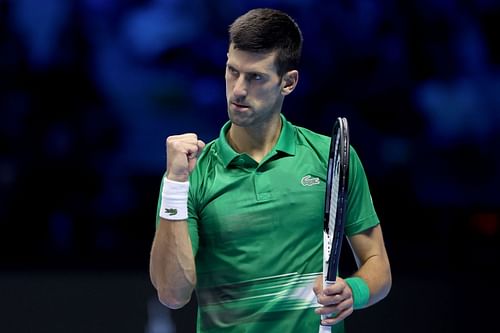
xmin=227 ymin=107 xmax=245 ymax=123
xmin=228 ymin=113 xmax=252 ymax=128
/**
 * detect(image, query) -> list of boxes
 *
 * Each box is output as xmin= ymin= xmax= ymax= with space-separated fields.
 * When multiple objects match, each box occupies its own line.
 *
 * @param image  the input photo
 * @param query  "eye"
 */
xmin=252 ymin=74 xmax=262 ymax=81
xmin=227 ymin=66 xmax=238 ymax=76
xmin=250 ymin=73 xmax=262 ymax=81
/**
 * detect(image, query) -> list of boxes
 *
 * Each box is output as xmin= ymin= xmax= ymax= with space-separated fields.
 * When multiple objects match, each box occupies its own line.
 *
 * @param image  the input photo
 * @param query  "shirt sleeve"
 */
xmin=344 ymin=146 xmax=380 ymax=236
xmin=187 ymin=184 xmax=200 ymax=256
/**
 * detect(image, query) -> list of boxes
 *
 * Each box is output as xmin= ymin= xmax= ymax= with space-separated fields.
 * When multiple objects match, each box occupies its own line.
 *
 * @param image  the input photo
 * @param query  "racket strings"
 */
xmin=325 ymin=133 xmax=341 ymax=262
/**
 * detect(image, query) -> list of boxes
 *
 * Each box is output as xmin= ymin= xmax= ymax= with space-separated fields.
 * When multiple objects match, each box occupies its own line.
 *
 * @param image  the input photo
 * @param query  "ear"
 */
xmin=281 ymin=70 xmax=299 ymax=96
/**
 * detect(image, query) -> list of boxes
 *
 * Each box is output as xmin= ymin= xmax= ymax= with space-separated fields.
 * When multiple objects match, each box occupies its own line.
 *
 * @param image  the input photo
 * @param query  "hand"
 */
xmin=166 ymin=134 xmax=205 ymax=182
xmin=313 ymin=275 xmax=354 ymax=326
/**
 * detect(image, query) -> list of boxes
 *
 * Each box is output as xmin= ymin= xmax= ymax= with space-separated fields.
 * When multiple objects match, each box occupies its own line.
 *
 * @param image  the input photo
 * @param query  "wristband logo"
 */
xmin=164 ymin=208 xmax=178 ymax=216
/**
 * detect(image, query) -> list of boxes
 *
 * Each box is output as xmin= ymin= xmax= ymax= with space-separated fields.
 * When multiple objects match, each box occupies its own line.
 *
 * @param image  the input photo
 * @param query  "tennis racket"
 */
xmin=319 ymin=117 xmax=350 ymax=332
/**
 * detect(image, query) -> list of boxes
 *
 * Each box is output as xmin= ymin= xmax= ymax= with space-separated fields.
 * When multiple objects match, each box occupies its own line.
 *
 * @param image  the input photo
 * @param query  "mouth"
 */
xmin=231 ymin=102 xmax=250 ymax=111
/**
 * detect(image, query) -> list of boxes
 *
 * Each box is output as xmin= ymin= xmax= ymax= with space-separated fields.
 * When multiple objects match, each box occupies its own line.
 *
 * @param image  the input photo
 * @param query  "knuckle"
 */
xmin=167 ymin=133 xmax=197 ymax=143
xmin=170 ymin=140 xmax=181 ymax=150
xmin=166 ymin=136 xmax=178 ymax=148
xmin=166 ymin=134 xmax=180 ymax=142
xmin=182 ymin=133 xmax=198 ymax=142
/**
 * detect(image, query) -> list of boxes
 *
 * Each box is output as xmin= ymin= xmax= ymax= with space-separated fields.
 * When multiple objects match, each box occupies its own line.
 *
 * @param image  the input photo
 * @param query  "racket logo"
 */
xmin=301 ymin=175 xmax=320 ymax=187
xmin=164 ymin=208 xmax=178 ymax=216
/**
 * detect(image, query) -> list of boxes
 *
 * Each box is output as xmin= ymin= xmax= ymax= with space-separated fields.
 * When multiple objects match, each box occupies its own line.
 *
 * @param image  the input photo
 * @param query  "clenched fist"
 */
xmin=313 ymin=275 xmax=354 ymax=326
xmin=166 ymin=134 xmax=205 ymax=182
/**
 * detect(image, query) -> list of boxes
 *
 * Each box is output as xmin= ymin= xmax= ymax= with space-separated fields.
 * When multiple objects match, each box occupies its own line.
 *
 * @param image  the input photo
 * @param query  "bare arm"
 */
xmin=149 ymin=134 xmax=205 ymax=309
xmin=347 ymin=224 xmax=392 ymax=307
xmin=150 ymin=217 xmax=196 ymax=309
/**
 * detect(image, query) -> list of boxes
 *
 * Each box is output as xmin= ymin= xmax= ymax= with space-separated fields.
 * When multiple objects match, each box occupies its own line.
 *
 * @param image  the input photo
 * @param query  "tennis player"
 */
xmin=150 ymin=8 xmax=391 ymax=333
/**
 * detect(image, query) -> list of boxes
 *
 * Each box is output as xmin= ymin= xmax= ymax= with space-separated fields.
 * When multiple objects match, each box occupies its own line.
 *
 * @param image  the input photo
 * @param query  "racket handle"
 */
xmin=323 ymin=279 xmax=335 ymax=288
xmin=319 ymin=279 xmax=335 ymax=330
xmin=318 ymin=323 xmax=331 ymax=333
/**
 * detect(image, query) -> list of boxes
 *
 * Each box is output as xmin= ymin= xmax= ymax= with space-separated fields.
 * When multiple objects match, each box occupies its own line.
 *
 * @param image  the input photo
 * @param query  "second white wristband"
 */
xmin=159 ymin=178 xmax=189 ymax=220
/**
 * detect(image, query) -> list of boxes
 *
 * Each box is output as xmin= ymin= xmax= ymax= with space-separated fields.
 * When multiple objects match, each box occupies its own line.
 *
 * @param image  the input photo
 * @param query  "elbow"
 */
xmin=383 ymin=278 xmax=392 ymax=300
xmin=369 ymin=262 xmax=392 ymax=305
xmin=150 ymin=270 xmax=196 ymax=309
xmin=149 ymin=263 xmax=196 ymax=309
xmin=381 ymin=266 xmax=393 ymax=300
xmin=157 ymin=287 xmax=192 ymax=309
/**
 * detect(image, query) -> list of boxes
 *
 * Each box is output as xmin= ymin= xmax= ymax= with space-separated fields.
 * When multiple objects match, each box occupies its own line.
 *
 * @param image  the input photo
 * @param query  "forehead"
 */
xmin=227 ymin=44 xmax=278 ymax=74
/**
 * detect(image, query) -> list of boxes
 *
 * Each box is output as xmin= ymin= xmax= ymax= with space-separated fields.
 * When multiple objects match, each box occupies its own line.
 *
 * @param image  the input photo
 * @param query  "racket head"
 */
xmin=323 ymin=117 xmax=350 ymax=283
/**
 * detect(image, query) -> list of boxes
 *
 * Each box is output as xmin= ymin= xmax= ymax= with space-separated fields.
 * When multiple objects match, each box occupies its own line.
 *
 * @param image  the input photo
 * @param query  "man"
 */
xmin=150 ymin=8 xmax=391 ymax=333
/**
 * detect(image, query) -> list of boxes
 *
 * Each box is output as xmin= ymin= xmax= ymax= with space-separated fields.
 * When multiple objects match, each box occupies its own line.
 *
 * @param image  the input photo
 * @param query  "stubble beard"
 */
xmin=227 ymin=100 xmax=253 ymax=127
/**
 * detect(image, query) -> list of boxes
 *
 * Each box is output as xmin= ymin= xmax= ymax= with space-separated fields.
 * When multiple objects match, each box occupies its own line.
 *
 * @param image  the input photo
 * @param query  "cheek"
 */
xmin=225 ymin=79 xmax=232 ymax=94
xmin=256 ymin=86 xmax=280 ymax=104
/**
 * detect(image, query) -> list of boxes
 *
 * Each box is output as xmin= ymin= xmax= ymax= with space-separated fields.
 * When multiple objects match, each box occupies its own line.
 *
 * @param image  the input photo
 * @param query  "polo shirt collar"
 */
xmin=216 ymin=114 xmax=296 ymax=168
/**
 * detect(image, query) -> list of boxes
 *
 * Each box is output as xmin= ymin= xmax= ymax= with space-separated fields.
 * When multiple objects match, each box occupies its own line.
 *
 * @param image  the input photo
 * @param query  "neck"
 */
xmin=227 ymin=115 xmax=282 ymax=163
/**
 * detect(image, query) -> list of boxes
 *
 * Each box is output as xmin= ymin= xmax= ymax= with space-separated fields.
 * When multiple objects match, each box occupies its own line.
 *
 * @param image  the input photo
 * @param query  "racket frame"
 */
xmin=319 ymin=117 xmax=349 ymax=331
xmin=323 ymin=117 xmax=349 ymax=283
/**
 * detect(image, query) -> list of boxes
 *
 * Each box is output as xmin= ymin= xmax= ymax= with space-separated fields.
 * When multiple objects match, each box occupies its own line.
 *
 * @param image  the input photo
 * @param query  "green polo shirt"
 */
xmin=156 ymin=115 xmax=379 ymax=333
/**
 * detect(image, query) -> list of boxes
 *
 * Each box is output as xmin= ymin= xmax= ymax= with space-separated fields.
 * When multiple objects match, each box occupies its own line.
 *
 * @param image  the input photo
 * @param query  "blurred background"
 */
xmin=1 ymin=0 xmax=499 ymax=332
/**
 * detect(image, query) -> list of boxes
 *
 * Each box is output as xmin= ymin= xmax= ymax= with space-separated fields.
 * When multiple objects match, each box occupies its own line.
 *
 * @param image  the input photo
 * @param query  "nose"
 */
xmin=232 ymin=76 xmax=248 ymax=99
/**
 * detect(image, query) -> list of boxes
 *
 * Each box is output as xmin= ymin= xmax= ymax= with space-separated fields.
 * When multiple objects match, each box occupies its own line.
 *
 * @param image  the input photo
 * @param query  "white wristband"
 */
xmin=159 ymin=178 xmax=189 ymax=220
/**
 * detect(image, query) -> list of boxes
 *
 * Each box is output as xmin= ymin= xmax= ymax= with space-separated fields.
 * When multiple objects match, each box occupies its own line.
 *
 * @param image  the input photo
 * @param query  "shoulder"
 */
xmin=294 ymin=124 xmax=330 ymax=145
xmin=292 ymin=124 xmax=331 ymax=159
xmin=290 ymin=122 xmax=368 ymax=177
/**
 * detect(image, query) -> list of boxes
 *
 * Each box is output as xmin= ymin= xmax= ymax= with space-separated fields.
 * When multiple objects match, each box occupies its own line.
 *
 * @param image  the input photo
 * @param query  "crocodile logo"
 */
xmin=301 ymin=175 xmax=320 ymax=187
xmin=164 ymin=208 xmax=178 ymax=216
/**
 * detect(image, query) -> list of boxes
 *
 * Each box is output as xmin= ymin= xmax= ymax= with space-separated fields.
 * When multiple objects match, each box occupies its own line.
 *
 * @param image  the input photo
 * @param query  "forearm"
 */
xmin=348 ymin=225 xmax=392 ymax=308
xmin=150 ymin=218 xmax=196 ymax=309
xmin=351 ymin=252 xmax=391 ymax=307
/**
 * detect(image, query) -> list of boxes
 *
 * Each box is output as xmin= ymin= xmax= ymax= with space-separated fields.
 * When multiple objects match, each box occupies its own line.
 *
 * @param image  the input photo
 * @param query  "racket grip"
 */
xmin=320 ymin=280 xmax=335 ymax=326
xmin=318 ymin=324 xmax=331 ymax=333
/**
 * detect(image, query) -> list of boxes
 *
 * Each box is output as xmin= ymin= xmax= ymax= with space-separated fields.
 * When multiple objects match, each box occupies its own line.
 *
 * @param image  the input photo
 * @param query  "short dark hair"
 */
xmin=229 ymin=8 xmax=303 ymax=77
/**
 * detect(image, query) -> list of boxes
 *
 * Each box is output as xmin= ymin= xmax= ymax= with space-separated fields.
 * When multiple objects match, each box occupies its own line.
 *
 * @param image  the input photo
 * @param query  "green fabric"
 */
xmin=345 ymin=277 xmax=370 ymax=309
xmin=155 ymin=115 xmax=380 ymax=333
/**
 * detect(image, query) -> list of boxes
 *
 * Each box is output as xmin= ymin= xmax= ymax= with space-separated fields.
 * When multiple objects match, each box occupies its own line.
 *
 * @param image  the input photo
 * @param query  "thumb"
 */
xmin=187 ymin=140 xmax=205 ymax=172
xmin=313 ymin=275 xmax=323 ymax=296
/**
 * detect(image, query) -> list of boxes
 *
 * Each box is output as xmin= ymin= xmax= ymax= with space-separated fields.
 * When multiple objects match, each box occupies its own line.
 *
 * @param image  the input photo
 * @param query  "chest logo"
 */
xmin=301 ymin=175 xmax=320 ymax=187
